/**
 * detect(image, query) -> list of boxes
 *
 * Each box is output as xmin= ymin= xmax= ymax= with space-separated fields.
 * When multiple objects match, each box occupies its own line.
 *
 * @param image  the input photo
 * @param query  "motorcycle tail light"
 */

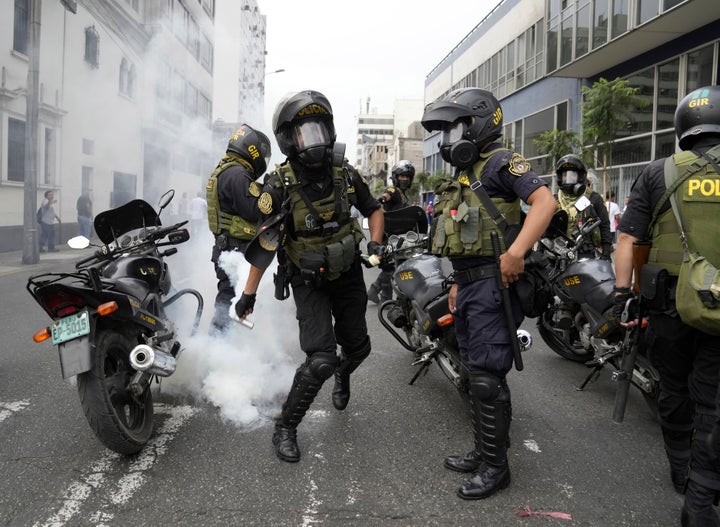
xmin=32 ymin=327 xmax=52 ymax=343
xmin=437 ymin=314 xmax=454 ymax=327
xmin=43 ymin=291 xmax=85 ymax=318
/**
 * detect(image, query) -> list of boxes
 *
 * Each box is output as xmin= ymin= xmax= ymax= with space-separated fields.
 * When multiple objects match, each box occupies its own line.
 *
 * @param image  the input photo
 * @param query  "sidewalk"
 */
xmin=0 ymin=247 xmax=92 ymax=277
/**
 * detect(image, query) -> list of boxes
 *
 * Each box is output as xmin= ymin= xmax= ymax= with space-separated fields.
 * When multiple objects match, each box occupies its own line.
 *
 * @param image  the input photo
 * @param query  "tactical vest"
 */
xmin=431 ymin=148 xmax=521 ymax=257
xmin=273 ymin=164 xmax=365 ymax=280
xmin=205 ymin=156 xmax=258 ymax=240
xmin=648 ymin=147 xmax=720 ymax=276
xmin=557 ymin=186 xmax=601 ymax=246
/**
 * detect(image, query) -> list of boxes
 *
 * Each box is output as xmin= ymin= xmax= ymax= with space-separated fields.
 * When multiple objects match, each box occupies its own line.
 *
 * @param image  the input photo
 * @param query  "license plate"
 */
xmin=51 ymin=310 xmax=90 ymax=345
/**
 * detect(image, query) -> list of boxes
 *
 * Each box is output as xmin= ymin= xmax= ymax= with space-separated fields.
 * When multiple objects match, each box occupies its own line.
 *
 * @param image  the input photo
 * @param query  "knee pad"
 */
xmin=343 ymin=336 xmax=371 ymax=362
xmin=306 ymin=352 xmax=339 ymax=381
xmin=469 ymin=371 xmax=507 ymax=401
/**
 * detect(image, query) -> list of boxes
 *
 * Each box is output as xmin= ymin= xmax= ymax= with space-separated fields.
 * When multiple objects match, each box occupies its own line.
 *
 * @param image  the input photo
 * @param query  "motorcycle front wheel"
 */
xmin=77 ymin=329 xmax=154 ymax=454
xmin=537 ymin=311 xmax=594 ymax=363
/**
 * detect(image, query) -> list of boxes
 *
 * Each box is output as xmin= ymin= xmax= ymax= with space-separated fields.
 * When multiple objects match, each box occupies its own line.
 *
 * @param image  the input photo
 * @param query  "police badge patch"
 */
xmin=508 ymin=154 xmax=531 ymax=176
xmin=258 ymin=192 xmax=273 ymax=214
xmin=248 ymin=181 xmax=261 ymax=197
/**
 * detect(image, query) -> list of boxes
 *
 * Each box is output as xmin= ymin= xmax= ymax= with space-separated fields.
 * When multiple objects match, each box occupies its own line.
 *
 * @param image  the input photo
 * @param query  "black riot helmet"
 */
xmin=555 ymin=154 xmax=587 ymax=196
xmin=226 ymin=124 xmax=272 ymax=177
xmin=674 ymin=85 xmax=720 ymax=150
xmin=421 ymin=88 xmax=503 ymax=169
xmin=272 ymin=90 xmax=336 ymax=168
xmin=391 ymin=160 xmax=415 ymax=190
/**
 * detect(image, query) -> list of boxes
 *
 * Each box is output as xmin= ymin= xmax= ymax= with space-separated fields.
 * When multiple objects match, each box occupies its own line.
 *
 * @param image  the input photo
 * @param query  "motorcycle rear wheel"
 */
xmin=537 ymin=312 xmax=594 ymax=363
xmin=77 ymin=329 xmax=154 ymax=454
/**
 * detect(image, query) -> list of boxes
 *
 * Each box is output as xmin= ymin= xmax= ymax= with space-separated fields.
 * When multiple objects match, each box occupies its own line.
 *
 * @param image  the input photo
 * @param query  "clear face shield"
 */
xmin=440 ymin=119 xmax=468 ymax=148
xmin=562 ymin=170 xmax=579 ymax=185
xmin=293 ymin=120 xmax=332 ymax=150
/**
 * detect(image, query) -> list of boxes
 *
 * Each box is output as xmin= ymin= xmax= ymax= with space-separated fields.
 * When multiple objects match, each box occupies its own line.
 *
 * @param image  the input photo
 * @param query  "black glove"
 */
xmin=612 ymin=287 xmax=634 ymax=320
xmin=235 ymin=292 xmax=256 ymax=319
xmin=377 ymin=196 xmax=387 ymax=204
xmin=600 ymin=244 xmax=613 ymax=261
xmin=367 ymin=241 xmax=384 ymax=257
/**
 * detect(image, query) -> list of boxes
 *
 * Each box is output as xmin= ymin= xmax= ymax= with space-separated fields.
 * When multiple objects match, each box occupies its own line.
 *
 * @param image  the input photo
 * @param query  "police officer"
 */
xmin=613 ymin=85 xmax=720 ymax=527
xmin=555 ymin=154 xmax=613 ymax=259
xmin=205 ymin=124 xmax=271 ymax=334
xmin=367 ymin=160 xmax=415 ymax=304
xmin=421 ymin=88 xmax=556 ymax=500
xmin=234 ymin=90 xmax=385 ymax=463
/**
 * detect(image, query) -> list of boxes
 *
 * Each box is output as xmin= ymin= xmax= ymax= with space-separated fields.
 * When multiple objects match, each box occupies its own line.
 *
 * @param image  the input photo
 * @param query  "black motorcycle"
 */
xmin=527 ymin=196 xmax=658 ymax=413
xmin=373 ymin=206 xmax=532 ymax=398
xmin=27 ymin=190 xmax=203 ymax=454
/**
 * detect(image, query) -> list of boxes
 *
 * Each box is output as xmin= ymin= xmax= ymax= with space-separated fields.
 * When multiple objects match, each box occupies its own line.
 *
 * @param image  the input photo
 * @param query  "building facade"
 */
xmin=423 ymin=0 xmax=720 ymax=203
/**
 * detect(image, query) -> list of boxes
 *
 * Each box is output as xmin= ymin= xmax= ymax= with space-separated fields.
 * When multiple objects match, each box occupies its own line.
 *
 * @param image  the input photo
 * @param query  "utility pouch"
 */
xmin=299 ymin=252 xmax=327 ymax=289
xmin=676 ymin=251 xmax=720 ymax=335
xmin=273 ymin=258 xmax=290 ymax=301
xmin=639 ymin=264 xmax=670 ymax=311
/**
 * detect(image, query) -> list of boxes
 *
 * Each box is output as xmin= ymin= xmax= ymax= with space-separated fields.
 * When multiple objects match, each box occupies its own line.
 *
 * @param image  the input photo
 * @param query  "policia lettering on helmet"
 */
xmin=205 ymin=124 xmax=271 ymax=334
xmin=235 ymin=90 xmax=385 ymax=463
xmin=613 ymin=85 xmax=720 ymax=527
xmin=367 ymin=160 xmax=415 ymax=304
xmin=421 ymin=89 xmax=556 ymax=500
xmin=555 ymin=154 xmax=613 ymax=260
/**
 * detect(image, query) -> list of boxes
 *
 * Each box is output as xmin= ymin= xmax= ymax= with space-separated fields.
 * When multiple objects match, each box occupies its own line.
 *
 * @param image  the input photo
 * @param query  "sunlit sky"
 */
xmin=256 ymin=0 xmax=498 ymax=166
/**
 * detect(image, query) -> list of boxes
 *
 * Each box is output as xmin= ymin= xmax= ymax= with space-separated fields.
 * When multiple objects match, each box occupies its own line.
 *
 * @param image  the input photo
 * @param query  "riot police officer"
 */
xmin=613 ymin=85 xmax=720 ymax=527
xmin=421 ymin=88 xmax=556 ymax=500
xmin=367 ymin=160 xmax=415 ymax=304
xmin=555 ymin=154 xmax=613 ymax=260
xmin=234 ymin=90 xmax=385 ymax=463
xmin=205 ymin=124 xmax=271 ymax=333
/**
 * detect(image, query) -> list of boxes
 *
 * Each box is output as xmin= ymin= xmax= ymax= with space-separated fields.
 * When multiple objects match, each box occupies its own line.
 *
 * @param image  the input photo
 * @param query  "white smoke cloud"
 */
xmin=162 ymin=233 xmax=298 ymax=430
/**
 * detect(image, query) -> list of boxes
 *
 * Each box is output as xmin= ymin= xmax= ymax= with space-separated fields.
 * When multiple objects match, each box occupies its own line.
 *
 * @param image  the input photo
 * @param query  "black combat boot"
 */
xmin=273 ymin=354 xmax=336 ymax=462
xmin=661 ymin=421 xmax=693 ymax=494
xmin=445 ymin=382 xmax=483 ymax=473
xmin=367 ymin=283 xmax=381 ymax=304
xmin=457 ymin=373 xmax=512 ymax=500
xmin=332 ymin=340 xmax=371 ymax=411
xmin=681 ymin=413 xmax=720 ymax=526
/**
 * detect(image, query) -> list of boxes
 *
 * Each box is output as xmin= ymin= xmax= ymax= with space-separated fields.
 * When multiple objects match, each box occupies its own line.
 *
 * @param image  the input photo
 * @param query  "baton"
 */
xmin=491 ymin=230 xmax=523 ymax=371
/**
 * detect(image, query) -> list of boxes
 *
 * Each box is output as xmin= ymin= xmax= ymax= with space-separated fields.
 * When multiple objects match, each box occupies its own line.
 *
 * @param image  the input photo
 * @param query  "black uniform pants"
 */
xmin=210 ymin=238 xmax=248 ymax=332
xmin=290 ymin=257 xmax=370 ymax=357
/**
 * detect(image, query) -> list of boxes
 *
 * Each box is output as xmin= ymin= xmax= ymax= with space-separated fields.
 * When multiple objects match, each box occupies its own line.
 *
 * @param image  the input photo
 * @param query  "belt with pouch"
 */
xmin=451 ymin=264 xmax=496 ymax=285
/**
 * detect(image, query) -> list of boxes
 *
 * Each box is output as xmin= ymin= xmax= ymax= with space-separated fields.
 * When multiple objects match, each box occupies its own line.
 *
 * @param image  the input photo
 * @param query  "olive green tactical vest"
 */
xmin=557 ymin=186 xmax=601 ymax=246
xmin=648 ymin=148 xmax=720 ymax=276
xmin=431 ymin=148 xmax=521 ymax=257
xmin=274 ymin=164 xmax=365 ymax=280
xmin=205 ymin=156 xmax=258 ymax=240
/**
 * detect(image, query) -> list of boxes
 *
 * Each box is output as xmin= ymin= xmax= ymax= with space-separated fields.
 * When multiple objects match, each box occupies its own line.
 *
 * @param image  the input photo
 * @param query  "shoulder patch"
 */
xmin=258 ymin=192 xmax=273 ymax=215
xmin=508 ymin=154 xmax=531 ymax=176
xmin=248 ymin=181 xmax=261 ymax=197
xmin=457 ymin=174 xmax=471 ymax=187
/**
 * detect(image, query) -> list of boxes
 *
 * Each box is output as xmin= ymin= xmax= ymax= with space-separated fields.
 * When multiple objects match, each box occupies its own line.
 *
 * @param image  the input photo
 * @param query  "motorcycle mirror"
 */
xmin=574 ymin=195 xmax=591 ymax=212
xmin=67 ymin=236 xmax=90 ymax=249
xmin=157 ymin=189 xmax=175 ymax=211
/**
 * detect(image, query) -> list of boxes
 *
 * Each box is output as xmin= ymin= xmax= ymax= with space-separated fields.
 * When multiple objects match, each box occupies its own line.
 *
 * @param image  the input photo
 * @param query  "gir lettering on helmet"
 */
xmin=492 ymin=107 xmax=502 ymax=125
xmin=297 ymin=104 xmax=328 ymax=117
xmin=687 ymin=178 xmax=720 ymax=197
xmin=248 ymin=144 xmax=260 ymax=160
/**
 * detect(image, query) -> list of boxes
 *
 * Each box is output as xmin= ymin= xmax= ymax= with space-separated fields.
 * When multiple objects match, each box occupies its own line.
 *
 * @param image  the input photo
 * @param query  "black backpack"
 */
xmin=36 ymin=206 xmax=43 ymax=223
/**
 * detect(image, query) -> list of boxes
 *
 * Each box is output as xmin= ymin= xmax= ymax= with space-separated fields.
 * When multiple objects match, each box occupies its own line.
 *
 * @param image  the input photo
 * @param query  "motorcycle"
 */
xmin=373 ymin=206 xmax=532 ymax=398
xmin=27 ymin=190 xmax=203 ymax=454
xmin=527 ymin=195 xmax=658 ymax=414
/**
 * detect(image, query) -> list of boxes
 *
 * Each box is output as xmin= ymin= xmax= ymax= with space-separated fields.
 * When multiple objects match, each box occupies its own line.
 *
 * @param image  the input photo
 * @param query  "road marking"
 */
xmin=523 ymin=438 xmax=542 ymax=453
xmin=33 ymin=404 xmax=197 ymax=527
xmin=0 ymin=399 xmax=30 ymax=422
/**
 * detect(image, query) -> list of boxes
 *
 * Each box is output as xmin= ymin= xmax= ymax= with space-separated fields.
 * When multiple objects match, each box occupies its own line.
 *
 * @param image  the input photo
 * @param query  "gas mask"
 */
xmin=560 ymin=170 xmax=586 ymax=196
xmin=439 ymin=120 xmax=478 ymax=169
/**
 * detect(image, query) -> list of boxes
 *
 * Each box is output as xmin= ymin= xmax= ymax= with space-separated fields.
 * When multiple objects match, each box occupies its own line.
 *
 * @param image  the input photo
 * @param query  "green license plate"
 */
xmin=51 ymin=310 xmax=90 ymax=345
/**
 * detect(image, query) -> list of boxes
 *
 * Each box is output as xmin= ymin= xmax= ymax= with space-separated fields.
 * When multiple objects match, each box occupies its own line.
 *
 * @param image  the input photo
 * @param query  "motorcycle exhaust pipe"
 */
xmin=517 ymin=329 xmax=533 ymax=352
xmin=129 ymin=344 xmax=176 ymax=377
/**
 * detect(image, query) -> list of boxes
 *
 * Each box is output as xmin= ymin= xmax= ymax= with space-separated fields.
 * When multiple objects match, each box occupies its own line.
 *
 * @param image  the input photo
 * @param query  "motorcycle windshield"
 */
xmin=383 ymin=206 xmax=428 ymax=236
xmin=93 ymin=199 xmax=161 ymax=244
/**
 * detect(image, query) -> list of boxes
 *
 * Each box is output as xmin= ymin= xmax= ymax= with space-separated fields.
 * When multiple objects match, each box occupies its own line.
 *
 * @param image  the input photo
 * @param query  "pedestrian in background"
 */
xmin=38 ymin=190 xmax=60 ymax=253
xmin=76 ymin=192 xmax=93 ymax=239
xmin=606 ymin=190 xmax=621 ymax=243
xmin=190 ymin=191 xmax=207 ymax=237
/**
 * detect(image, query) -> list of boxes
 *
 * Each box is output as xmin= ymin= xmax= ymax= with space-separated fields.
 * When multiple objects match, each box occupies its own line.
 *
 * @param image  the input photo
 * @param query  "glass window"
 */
xmin=592 ymin=0 xmax=608 ymax=49
xmin=686 ymin=45 xmax=714 ymax=94
xmin=13 ymin=0 xmax=29 ymax=54
xmin=44 ymin=128 xmax=55 ymax=186
xmin=612 ymin=0 xmax=628 ymax=39
xmin=655 ymin=131 xmax=676 ymax=159
xmin=657 ymin=59 xmax=679 ymax=130
xmin=8 ymin=118 xmax=25 ymax=182
xmin=560 ymin=14 xmax=573 ymax=66
xmin=576 ymin=5 xmax=590 ymax=58
xmin=663 ymin=0 xmax=683 ymax=10
xmin=613 ymin=135 xmax=652 ymax=165
xmin=84 ymin=26 xmax=99 ymax=68
xmin=547 ymin=23 xmax=558 ymax=73
xmin=523 ymin=107 xmax=554 ymax=159
xmin=637 ymin=0 xmax=658 ymax=24
xmin=556 ymin=101 xmax=568 ymax=130
xmin=514 ymin=119 xmax=523 ymax=153
xmin=625 ymin=67 xmax=654 ymax=136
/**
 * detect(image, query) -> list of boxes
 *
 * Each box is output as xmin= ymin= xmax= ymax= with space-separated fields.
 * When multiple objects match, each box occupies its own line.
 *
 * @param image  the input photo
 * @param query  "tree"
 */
xmin=533 ymin=129 xmax=590 ymax=169
xmin=581 ymin=77 xmax=649 ymax=195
